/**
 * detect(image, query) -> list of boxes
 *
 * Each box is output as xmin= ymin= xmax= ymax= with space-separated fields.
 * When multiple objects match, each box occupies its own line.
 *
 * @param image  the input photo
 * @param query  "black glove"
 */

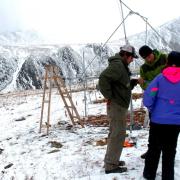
xmin=130 ymin=79 xmax=138 ymax=90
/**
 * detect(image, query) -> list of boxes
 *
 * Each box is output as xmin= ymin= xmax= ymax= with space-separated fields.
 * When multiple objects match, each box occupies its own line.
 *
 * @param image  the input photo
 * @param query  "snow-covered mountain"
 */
xmin=122 ymin=16 xmax=180 ymax=51
xmin=1 ymin=16 xmax=180 ymax=92
xmin=0 ymin=44 xmax=113 ymax=92
xmin=0 ymin=30 xmax=45 ymax=46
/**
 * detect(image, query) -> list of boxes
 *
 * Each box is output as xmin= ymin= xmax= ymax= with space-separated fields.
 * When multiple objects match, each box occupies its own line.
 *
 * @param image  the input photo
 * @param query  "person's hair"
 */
xmin=139 ymin=45 xmax=153 ymax=59
xmin=167 ymin=51 xmax=180 ymax=67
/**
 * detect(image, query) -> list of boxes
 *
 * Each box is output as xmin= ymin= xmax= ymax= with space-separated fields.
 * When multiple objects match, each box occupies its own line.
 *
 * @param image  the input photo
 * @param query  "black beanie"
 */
xmin=139 ymin=45 xmax=153 ymax=59
xmin=167 ymin=51 xmax=180 ymax=67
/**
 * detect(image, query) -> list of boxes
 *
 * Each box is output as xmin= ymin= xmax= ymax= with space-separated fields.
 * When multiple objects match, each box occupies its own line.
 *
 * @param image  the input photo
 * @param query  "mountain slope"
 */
xmin=1 ymin=16 xmax=180 ymax=92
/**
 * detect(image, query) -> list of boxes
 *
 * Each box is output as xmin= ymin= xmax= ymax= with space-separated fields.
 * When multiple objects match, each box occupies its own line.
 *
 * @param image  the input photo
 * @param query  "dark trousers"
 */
xmin=143 ymin=122 xmax=180 ymax=180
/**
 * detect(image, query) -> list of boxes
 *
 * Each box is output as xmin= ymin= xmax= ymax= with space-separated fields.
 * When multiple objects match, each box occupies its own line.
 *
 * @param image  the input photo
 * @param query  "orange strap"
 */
xmin=123 ymin=140 xmax=134 ymax=147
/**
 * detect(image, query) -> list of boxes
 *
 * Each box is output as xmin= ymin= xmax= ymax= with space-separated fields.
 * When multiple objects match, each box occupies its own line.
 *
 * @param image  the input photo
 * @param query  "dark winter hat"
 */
xmin=139 ymin=45 xmax=153 ymax=59
xmin=167 ymin=51 xmax=180 ymax=67
xmin=120 ymin=45 xmax=138 ymax=58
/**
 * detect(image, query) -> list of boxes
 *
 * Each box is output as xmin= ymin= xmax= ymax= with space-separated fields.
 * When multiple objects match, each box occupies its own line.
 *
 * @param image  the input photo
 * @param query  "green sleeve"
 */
xmin=140 ymin=67 xmax=148 ymax=90
xmin=140 ymin=65 xmax=165 ymax=90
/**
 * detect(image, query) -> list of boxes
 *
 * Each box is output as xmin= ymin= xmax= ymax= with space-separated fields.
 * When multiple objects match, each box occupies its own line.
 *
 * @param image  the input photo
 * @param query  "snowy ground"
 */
xmin=0 ymin=88 xmax=179 ymax=180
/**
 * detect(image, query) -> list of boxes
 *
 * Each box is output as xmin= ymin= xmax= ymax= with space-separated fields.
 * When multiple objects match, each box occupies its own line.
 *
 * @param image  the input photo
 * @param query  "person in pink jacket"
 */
xmin=143 ymin=51 xmax=180 ymax=180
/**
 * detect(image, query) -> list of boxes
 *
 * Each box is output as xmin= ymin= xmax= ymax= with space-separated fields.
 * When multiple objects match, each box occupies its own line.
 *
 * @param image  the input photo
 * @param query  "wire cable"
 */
xmin=79 ymin=12 xmax=131 ymax=78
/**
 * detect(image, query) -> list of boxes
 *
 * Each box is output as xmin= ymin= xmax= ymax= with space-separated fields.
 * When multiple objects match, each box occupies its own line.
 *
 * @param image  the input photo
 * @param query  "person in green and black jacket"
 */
xmin=138 ymin=45 xmax=168 ymax=90
xmin=138 ymin=45 xmax=168 ymax=160
xmin=99 ymin=44 xmax=138 ymax=174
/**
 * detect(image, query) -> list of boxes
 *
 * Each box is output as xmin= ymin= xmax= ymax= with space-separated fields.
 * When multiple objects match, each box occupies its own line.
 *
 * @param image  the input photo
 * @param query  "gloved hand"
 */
xmin=138 ymin=77 xmax=144 ymax=85
xmin=130 ymin=79 xmax=139 ymax=90
xmin=106 ymin=99 xmax=111 ymax=106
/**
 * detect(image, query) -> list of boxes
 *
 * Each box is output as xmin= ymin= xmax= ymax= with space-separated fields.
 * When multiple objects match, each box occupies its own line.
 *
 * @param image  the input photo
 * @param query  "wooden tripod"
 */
xmin=39 ymin=65 xmax=84 ymax=134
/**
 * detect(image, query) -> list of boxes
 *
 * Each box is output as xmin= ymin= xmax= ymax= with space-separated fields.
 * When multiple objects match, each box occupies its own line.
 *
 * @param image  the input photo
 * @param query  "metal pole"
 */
xmin=83 ymin=51 xmax=87 ymax=117
xmin=119 ymin=0 xmax=128 ymax=44
xmin=129 ymin=95 xmax=134 ymax=133
xmin=145 ymin=17 xmax=148 ymax=44
xmin=99 ymin=44 xmax=103 ymax=76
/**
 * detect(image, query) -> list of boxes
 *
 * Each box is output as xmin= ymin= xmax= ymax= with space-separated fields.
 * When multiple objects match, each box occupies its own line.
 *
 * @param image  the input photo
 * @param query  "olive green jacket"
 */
xmin=140 ymin=49 xmax=167 ymax=90
xmin=98 ymin=53 xmax=131 ymax=108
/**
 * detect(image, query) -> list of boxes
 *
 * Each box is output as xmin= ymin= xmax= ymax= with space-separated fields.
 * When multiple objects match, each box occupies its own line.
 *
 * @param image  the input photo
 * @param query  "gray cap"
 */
xmin=120 ymin=45 xmax=138 ymax=58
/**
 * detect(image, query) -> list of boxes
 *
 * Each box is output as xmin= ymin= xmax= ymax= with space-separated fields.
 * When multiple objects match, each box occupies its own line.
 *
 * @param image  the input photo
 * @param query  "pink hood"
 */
xmin=163 ymin=67 xmax=180 ymax=83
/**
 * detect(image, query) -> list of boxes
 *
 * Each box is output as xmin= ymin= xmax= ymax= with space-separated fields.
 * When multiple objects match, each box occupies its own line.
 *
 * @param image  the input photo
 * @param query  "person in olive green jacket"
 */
xmin=138 ymin=45 xmax=168 ymax=159
xmin=138 ymin=45 xmax=167 ymax=90
xmin=99 ymin=44 xmax=138 ymax=174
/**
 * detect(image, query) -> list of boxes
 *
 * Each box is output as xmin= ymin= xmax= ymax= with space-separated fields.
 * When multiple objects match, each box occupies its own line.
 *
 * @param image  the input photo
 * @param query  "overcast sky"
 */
xmin=0 ymin=0 xmax=180 ymax=44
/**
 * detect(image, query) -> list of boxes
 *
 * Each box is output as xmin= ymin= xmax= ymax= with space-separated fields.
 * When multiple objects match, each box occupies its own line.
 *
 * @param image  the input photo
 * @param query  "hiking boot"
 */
xmin=141 ymin=151 xmax=148 ymax=159
xmin=143 ymin=172 xmax=155 ymax=180
xmin=118 ymin=160 xmax=125 ymax=166
xmin=105 ymin=167 xmax=127 ymax=174
xmin=103 ymin=161 xmax=125 ymax=168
